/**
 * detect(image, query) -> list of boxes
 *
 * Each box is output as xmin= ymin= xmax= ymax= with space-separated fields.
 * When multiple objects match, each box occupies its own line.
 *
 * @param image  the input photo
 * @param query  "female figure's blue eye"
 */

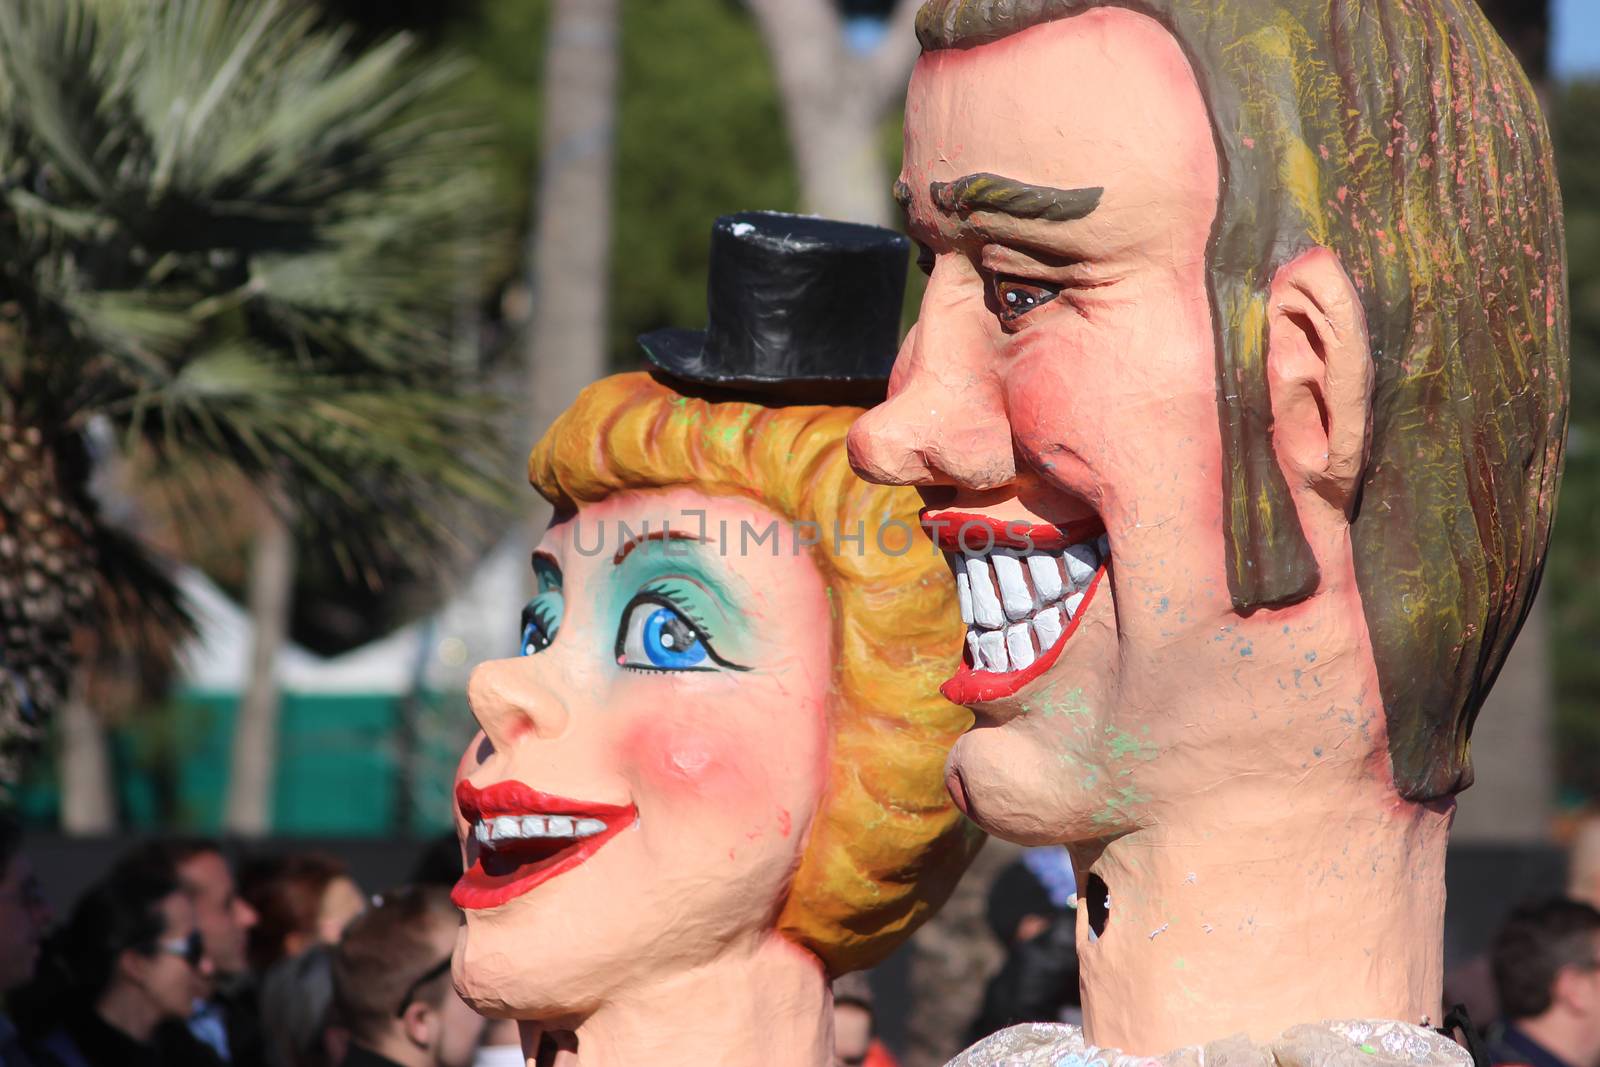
xmin=617 ymin=600 xmax=709 ymax=670
xmin=520 ymin=593 xmax=562 ymax=657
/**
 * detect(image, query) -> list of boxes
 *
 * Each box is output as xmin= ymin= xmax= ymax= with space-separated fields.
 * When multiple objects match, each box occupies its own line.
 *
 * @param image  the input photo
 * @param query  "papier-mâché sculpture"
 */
xmin=848 ymin=0 xmax=1567 ymax=1058
xmin=451 ymin=214 xmax=982 ymax=1066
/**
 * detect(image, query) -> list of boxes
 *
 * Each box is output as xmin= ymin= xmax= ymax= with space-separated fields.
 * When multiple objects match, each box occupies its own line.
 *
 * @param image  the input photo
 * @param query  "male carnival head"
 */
xmin=848 ymin=0 xmax=1567 ymax=1051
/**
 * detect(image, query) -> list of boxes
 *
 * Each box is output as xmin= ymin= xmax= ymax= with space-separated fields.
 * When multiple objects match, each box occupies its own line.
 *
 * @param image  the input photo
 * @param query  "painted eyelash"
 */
xmin=522 ymin=598 xmax=559 ymax=634
xmin=640 ymin=584 xmax=715 ymax=634
xmin=615 ymin=590 xmax=751 ymax=673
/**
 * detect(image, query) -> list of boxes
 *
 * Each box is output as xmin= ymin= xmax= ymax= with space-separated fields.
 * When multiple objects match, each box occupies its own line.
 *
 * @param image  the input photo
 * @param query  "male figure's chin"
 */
xmin=948 ymin=726 xmax=1106 ymax=846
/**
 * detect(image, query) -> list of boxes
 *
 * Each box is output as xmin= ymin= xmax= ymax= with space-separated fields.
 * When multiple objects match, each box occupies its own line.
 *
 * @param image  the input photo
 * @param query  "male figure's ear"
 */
xmin=1265 ymin=247 xmax=1373 ymax=518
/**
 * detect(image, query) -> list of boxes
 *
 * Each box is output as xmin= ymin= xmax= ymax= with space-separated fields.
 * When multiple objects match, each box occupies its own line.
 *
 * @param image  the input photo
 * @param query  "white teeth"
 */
xmin=975 ymin=630 xmax=1008 ymax=672
xmin=474 ymin=812 xmax=611 ymax=848
xmin=1032 ymin=605 xmax=1064 ymax=650
xmin=1063 ymin=544 xmax=1099 ymax=587
xmin=992 ymin=553 xmax=1035 ymax=621
xmin=965 ymin=556 xmax=1007 ymax=629
xmin=950 ymin=529 xmax=1110 ymax=676
xmin=956 ymin=571 xmax=974 ymax=626
xmin=1004 ymin=623 xmax=1036 ymax=669
xmin=1027 ymin=552 xmax=1064 ymax=603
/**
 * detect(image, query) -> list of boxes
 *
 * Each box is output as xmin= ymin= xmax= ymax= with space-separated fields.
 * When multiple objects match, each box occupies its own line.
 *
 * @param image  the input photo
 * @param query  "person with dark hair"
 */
xmin=331 ymin=886 xmax=483 ymax=1067
xmin=29 ymin=867 xmax=220 ymax=1067
xmin=1 ymin=813 xmax=50 ymax=1067
xmin=241 ymin=854 xmax=365 ymax=976
xmin=966 ymin=857 xmax=1080 ymax=1044
xmin=1488 ymin=899 xmax=1600 ymax=1067
xmin=114 ymin=841 xmax=263 ymax=1067
xmin=257 ymin=944 xmax=346 ymax=1067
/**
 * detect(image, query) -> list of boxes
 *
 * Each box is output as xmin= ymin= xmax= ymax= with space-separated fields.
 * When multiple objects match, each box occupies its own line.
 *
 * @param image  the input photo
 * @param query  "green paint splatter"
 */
xmin=1105 ymin=726 xmax=1157 ymax=761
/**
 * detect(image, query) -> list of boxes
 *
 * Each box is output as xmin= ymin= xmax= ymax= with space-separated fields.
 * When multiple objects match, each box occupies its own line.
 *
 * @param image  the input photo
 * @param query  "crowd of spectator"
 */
xmin=7 ymin=815 xmax=1600 ymax=1067
xmin=0 ymin=820 xmax=511 ymax=1067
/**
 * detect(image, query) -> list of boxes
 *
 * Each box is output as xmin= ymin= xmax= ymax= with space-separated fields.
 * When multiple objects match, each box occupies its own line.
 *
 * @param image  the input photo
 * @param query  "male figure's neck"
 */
xmin=1074 ymin=755 xmax=1453 ymax=1054
xmin=523 ymin=934 xmax=832 ymax=1067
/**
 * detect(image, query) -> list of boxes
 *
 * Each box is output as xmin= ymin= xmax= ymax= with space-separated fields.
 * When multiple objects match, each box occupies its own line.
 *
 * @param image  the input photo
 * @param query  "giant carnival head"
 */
xmin=848 ymin=0 xmax=1568 ymax=844
xmin=451 ymin=214 xmax=982 ymax=1021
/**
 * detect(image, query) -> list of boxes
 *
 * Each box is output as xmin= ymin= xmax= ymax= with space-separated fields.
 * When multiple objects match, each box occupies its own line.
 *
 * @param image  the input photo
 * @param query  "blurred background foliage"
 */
xmin=1550 ymin=78 xmax=1600 ymax=804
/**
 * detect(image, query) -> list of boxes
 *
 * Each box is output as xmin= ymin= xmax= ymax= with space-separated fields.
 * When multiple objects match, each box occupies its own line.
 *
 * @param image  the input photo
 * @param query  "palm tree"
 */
xmin=0 ymin=0 xmax=505 ymax=789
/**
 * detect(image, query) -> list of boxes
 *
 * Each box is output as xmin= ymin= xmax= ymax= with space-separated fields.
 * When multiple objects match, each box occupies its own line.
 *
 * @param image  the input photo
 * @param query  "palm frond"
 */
xmin=0 ymin=0 xmax=514 ymax=768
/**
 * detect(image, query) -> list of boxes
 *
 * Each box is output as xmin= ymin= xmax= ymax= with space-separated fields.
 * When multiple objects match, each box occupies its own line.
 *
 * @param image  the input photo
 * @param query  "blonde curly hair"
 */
xmin=528 ymin=371 xmax=982 ymax=975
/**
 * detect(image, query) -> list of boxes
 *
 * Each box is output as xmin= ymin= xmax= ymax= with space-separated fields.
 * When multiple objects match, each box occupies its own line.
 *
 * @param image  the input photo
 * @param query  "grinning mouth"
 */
xmin=452 ymin=779 xmax=637 ymax=910
xmin=923 ymin=511 xmax=1109 ymax=705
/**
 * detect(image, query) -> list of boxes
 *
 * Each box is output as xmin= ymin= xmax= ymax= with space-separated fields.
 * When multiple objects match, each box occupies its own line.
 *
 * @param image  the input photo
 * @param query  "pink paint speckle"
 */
xmin=777 ymin=809 xmax=792 ymax=837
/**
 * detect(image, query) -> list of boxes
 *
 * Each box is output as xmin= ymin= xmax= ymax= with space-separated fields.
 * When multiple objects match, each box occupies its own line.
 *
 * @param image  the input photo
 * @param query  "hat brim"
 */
xmin=637 ymin=328 xmax=888 ymax=406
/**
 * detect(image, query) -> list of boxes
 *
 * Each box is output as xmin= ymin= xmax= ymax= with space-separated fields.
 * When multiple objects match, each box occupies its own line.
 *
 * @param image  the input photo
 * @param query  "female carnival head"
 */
xmin=450 ymin=370 xmax=980 ymax=1042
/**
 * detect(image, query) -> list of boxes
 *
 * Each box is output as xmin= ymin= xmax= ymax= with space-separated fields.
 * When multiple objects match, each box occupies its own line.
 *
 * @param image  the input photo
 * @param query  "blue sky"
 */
xmin=1555 ymin=0 xmax=1600 ymax=78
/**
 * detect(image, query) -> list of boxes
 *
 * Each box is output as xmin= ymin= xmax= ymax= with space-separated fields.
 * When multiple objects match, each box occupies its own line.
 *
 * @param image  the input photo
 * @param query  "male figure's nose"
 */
xmin=467 ymin=659 xmax=571 ymax=752
xmin=848 ymin=267 xmax=1014 ymax=491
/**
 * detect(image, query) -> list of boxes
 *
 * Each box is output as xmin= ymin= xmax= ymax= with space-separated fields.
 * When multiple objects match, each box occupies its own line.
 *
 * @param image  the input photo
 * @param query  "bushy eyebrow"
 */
xmin=929 ymin=172 xmax=1103 ymax=222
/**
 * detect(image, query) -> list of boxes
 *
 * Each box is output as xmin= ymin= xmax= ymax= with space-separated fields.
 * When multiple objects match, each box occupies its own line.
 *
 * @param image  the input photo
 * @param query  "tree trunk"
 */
xmin=524 ymin=0 xmax=620 ymax=542
xmin=58 ymin=683 xmax=116 ymax=833
xmin=746 ymin=0 xmax=922 ymax=227
xmin=223 ymin=489 xmax=294 ymax=836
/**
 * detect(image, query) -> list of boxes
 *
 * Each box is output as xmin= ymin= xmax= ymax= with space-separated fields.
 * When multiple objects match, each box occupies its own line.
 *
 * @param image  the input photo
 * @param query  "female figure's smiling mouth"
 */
xmin=453 ymin=779 xmax=637 ymax=910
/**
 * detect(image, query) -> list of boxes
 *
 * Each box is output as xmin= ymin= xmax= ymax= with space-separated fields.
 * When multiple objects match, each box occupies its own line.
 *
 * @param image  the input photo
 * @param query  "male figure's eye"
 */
xmin=992 ymin=277 xmax=1060 ymax=324
xmin=616 ymin=599 xmax=712 ymax=671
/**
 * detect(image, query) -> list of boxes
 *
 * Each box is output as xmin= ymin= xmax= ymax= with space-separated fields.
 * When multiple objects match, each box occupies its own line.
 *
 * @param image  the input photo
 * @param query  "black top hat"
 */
xmin=638 ymin=211 xmax=909 ymax=405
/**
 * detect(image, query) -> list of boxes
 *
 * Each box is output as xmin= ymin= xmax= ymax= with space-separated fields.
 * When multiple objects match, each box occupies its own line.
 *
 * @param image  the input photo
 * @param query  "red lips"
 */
xmin=921 ymin=510 xmax=1104 ymax=554
xmin=452 ymin=779 xmax=637 ymax=910
xmin=940 ymin=565 xmax=1109 ymax=705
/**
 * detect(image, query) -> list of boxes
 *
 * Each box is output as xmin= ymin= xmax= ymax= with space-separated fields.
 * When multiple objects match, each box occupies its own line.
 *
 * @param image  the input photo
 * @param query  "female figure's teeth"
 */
xmin=975 ymin=630 xmax=1008 ymax=672
xmin=992 ymin=553 xmax=1035 ymax=621
xmin=1064 ymin=544 xmax=1099 ymax=587
xmin=521 ymin=815 xmax=547 ymax=837
xmin=546 ymin=815 xmax=575 ymax=837
xmin=1004 ymin=622 xmax=1036 ymax=669
xmin=1033 ymin=605 xmax=1064 ymax=649
xmin=575 ymin=818 xmax=606 ymax=836
xmin=474 ymin=822 xmax=492 ymax=846
xmin=1027 ymin=552 xmax=1064 ymax=602
xmin=1064 ymin=590 xmax=1086 ymax=619
xmin=965 ymin=556 xmax=1007 ymax=629
xmin=956 ymin=571 xmax=974 ymax=625
xmin=492 ymin=815 xmax=520 ymax=841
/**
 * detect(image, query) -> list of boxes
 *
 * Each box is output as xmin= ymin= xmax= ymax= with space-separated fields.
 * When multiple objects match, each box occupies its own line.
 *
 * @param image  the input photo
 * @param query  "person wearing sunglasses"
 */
xmin=27 ymin=866 xmax=220 ymax=1067
xmin=330 ymin=886 xmax=484 ymax=1067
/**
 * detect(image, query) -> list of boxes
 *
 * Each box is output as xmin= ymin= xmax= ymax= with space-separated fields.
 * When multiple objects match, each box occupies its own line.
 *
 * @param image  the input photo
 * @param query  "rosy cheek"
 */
xmin=620 ymin=718 xmax=755 ymax=801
